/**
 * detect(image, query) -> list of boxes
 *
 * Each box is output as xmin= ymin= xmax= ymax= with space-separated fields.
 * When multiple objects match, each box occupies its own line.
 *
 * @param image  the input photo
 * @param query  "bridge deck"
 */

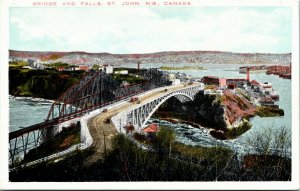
xmin=84 ymin=83 xmax=199 ymax=165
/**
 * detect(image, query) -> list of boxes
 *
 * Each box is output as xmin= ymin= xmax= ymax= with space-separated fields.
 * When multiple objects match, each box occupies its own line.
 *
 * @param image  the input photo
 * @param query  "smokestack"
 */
xmin=137 ymin=62 xmax=140 ymax=70
xmin=246 ymin=67 xmax=250 ymax=81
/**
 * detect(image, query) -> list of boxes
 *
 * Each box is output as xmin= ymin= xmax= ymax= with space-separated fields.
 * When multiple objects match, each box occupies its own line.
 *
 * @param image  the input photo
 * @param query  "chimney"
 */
xmin=246 ymin=67 xmax=250 ymax=81
xmin=137 ymin=62 xmax=140 ymax=70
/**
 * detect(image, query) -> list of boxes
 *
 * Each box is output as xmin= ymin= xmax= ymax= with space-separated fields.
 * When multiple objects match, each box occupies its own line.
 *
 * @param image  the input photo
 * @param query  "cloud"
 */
xmin=9 ymin=6 xmax=291 ymax=53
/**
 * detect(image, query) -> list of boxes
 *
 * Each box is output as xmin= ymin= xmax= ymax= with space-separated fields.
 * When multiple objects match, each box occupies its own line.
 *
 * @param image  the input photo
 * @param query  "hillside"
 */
xmin=9 ymin=50 xmax=291 ymax=65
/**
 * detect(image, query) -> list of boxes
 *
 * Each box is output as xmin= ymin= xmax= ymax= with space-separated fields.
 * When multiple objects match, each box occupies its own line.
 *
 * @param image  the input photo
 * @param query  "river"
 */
xmin=9 ymin=63 xmax=291 ymax=155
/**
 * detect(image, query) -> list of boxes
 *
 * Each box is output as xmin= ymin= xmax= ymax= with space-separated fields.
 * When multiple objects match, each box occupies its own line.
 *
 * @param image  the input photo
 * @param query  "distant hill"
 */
xmin=9 ymin=50 xmax=291 ymax=65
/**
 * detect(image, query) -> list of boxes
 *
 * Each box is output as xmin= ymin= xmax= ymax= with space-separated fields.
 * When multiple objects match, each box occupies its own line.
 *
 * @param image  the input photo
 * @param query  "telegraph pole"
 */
xmin=103 ymin=131 xmax=106 ymax=158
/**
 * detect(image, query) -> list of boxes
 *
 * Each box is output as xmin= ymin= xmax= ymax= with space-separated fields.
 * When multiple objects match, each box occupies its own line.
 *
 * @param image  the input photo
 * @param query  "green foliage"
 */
xmin=22 ymin=121 xmax=81 ymax=163
xmin=192 ymin=92 xmax=227 ymax=129
xmin=9 ymin=68 xmax=85 ymax=99
xmin=47 ymin=62 xmax=70 ymax=68
xmin=256 ymin=106 xmax=284 ymax=117
xmin=245 ymin=126 xmax=291 ymax=157
xmin=9 ymin=61 xmax=27 ymax=68
xmin=92 ymin=64 xmax=100 ymax=70
xmin=152 ymin=126 xmax=176 ymax=153
xmin=159 ymin=66 xmax=206 ymax=70
xmin=224 ymin=119 xmax=252 ymax=139
xmin=10 ymin=131 xmax=291 ymax=181
xmin=173 ymin=142 xmax=233 ymax=167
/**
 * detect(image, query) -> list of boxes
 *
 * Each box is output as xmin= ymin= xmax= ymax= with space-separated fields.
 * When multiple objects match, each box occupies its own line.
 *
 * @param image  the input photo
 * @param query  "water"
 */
xmin=9 ymin=63 xmax=291 ymax=155
xmin=9 ymin=97 xmax=53 ymax=132
xmin=139 ymin=63 xmax=291 ymax=154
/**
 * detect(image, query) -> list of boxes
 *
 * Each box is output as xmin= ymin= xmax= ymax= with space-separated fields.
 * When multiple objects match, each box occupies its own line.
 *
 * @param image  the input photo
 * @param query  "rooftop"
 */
xmin=143 ymin=123 xmax=160 ymax=133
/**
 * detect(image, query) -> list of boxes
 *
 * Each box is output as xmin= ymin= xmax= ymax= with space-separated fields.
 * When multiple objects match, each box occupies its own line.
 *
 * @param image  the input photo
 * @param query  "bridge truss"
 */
xmin=9 ymin=68 xmax=171 ymax=167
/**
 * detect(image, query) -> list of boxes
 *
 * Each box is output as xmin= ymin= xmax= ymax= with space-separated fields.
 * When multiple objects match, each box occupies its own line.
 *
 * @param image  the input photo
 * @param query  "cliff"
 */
xmin=154 ymin=90 xmax=260 ymax=139
xmin=9 ymin=68 xmax=85 ymax=99
xmin=221 ymin=90 xmax=256 ymax=127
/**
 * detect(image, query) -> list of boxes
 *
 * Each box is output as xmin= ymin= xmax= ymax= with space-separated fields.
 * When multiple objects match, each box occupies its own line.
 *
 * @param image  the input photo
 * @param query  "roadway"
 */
xmin=84 ymin=83 xmax=199 ymax=166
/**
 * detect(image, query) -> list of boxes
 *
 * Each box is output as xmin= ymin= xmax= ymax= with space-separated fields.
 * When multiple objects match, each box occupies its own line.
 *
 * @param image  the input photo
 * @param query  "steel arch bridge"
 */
xmin=113 ymin=85 xmax=203 ymax=131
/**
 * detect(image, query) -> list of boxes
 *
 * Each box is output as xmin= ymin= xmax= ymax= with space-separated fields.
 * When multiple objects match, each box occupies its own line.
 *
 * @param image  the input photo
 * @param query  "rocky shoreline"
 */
xmin=9 ymin=95 xmax=54 ymax=104
xmin=158 ymin=117 xmax=238 ymax=140
xmin=153 ymin=90 xmax=283 ymax=140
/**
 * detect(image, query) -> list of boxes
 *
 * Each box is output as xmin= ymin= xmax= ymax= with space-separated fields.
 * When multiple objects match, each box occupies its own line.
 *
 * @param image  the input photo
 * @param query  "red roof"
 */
xmin=250 ymin=80 xmax=260 ymax=85
xmin=143 ymin=123 xmax=159 ymax=133
xmin=227 ymin=78 xmax=247 ymax=82
xmin=204 ymin=76 xmax=219 ymax=79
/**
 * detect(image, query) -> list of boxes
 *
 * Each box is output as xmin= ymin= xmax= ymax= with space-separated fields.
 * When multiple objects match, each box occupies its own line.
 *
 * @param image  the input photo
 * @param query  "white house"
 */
xmin=114 ymin=70 xmax=128 ymax=75
xmin=103 ymin=64 xmax=113 ymax=74
xmin=171 ymin=79 xmax=180 ymax=86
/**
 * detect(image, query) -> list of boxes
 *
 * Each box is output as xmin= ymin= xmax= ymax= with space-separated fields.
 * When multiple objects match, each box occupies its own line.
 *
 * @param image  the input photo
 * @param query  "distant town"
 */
xmin=9 ymin=50 xmax=291 ymax=66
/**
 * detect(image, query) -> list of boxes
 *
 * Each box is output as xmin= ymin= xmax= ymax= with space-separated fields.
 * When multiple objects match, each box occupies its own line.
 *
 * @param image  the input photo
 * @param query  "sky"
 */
xmin=9 ymin=6 xmax=292 ymax=54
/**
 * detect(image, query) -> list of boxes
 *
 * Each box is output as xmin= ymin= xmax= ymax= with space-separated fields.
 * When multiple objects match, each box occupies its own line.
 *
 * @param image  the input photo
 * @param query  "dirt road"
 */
xmin=83 ymin=83 xmax=199 ymax=166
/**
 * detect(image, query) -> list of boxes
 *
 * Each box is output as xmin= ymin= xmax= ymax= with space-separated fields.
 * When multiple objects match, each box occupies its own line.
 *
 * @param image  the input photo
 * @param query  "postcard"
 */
xmin=0 ymin=0 xmax=299 ymax=190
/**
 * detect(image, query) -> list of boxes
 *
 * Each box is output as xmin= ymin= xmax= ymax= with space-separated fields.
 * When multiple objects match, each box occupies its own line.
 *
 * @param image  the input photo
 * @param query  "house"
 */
xmin=226 ymin=78 xmax=248 ymax=88
xmin=250 ymin=80 xmax=261 ymax=92
xmin=75 ymin=65 xmax=89 ymax=71
xmin=261 ymin=82 xmax=273 ymax=92
xmin=103 ymin=64 xmax=113 ymax=74
xmin=143 ymin=123 xmax=160 ymax=138
xmin=219 ymin=78 xmax=227 ymax=87
xmin=57 ymin=66 xmax=65 ymax=71
xmin=201 ymin=76 xmax=219 ymax=85
xmin=171 ymin=79 xmax=180 ymax=86
xmin=114 ymin=70 xmax=128 ymax=75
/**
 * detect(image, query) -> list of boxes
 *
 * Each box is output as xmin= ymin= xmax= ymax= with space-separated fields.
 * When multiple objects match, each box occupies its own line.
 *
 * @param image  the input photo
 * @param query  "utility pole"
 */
xmin=103 ymin=131 xmax=106 ymax=158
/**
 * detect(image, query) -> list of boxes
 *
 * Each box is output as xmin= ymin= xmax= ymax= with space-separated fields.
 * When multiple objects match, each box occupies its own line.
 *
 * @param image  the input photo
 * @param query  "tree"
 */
xmin=153 ymin=126 xmax=176 ymax=156
xmin=242 ymin=126 xmax=291 ymax=180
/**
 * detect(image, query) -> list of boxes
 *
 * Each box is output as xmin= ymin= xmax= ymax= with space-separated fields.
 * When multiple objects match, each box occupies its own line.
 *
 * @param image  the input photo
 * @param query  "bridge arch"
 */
xmin=140 ymin=92 xmax=194 ymax=128
xmin=124 ymin=86 xmax=201 ymax=130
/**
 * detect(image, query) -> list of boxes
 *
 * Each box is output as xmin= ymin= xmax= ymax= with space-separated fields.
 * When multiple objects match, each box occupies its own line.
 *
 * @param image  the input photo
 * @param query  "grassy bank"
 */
xmin=21 ymin=122 xmax=81 ymax=164
xmin=10 ymin=131 xmax=291 ymax=181
xmin=256 ymin=106 xmax=284 ymax=117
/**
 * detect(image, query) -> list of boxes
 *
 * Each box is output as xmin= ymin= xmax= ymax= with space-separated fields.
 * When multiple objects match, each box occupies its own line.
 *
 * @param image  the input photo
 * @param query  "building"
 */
xmin=168 ymin=73 xmax=176 ymax=80
xmin=226 ymin=78 xmax=248 ymax=89
xmin=201 ymin=76 xmax=219 ymax=85
xmin=260 ymin=82 xmax=273 ymax=92
xmin=171 ymin=79 xmax=180 ymax=86
xmin=143 ymin=123 xmax=160 ymax=138
xmin=57 ymin=66 xmax=65 ymax=71
xmin=103 ymin=64 xmax=113 ymax=74
xmin=114 ymin=70 xmax=128 ymax=75
xmin=219 ymin=78 xmax=227 ymax=87
xmin=75 ymin=65 xmax=89 ymax=71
